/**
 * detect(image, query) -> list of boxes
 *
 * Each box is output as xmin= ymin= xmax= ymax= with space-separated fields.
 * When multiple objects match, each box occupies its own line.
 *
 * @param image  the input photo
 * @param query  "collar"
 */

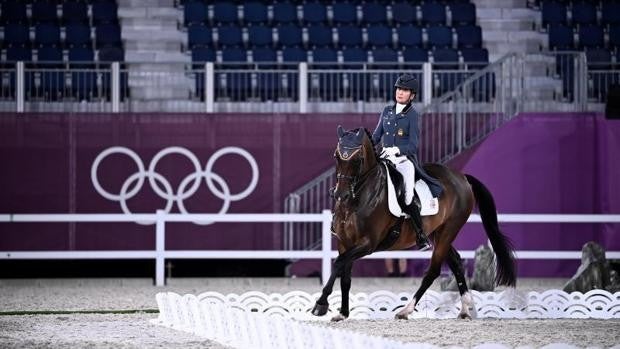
xmin=390 ymin=101 xmax=413 ymax=115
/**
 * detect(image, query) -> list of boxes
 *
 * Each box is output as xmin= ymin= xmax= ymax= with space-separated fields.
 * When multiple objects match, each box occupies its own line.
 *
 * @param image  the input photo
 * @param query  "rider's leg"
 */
xmin=395 ymin=159 xmax=431 ymax=251
xmin=406 ymin=201 xmax=432 ymax=251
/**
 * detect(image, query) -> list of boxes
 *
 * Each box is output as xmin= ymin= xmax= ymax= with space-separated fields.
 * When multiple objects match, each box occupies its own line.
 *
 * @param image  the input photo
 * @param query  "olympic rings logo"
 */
xmin=91 ymin=146 xmax=259 ymax=225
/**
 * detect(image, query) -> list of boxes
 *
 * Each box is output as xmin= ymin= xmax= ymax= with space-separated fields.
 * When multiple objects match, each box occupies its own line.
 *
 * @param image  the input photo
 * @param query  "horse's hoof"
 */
xmin=458 ymin=312 xmax=472 ymax=320
xmin=331 ymin=313 xmax=347 ymax=322
xmin=311 ymin=302 xmax=329 ymax=316
xmin=395 ymin=313 xmax=409 ymax=320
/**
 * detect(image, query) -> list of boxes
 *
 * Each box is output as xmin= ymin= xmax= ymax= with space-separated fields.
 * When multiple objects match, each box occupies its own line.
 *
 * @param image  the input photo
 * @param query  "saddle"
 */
xmin=381 ymin=159 xmax=439 ymax=218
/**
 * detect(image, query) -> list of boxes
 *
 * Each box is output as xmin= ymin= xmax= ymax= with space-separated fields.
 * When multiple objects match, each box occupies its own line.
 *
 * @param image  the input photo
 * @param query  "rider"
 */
xmin=371 ymin=73 xmax=440 ymax=251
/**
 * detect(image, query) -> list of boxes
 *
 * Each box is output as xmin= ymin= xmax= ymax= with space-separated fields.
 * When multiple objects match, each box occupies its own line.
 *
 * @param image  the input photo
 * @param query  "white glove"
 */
xmin=380 ymin=146 xmax=400 ymax=158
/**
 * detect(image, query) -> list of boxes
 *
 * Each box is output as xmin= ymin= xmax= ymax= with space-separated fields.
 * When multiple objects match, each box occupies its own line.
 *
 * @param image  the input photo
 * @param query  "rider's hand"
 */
xmin=381 ymin=146 xmax=400 ymax=158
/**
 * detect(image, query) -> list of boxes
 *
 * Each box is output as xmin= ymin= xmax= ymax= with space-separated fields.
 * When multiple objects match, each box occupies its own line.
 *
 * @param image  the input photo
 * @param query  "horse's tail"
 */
xmin=465 ymin=174 xmax=517 ymax=287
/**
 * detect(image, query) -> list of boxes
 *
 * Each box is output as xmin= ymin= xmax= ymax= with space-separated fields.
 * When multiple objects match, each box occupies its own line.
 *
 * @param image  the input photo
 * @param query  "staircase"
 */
xmin=117 ymin=0 xmax=193 ymax=108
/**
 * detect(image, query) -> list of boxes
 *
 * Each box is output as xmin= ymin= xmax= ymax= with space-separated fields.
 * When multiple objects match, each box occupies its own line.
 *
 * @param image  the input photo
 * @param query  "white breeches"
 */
xmin=381 ymin=148 xmax=415 ymax=206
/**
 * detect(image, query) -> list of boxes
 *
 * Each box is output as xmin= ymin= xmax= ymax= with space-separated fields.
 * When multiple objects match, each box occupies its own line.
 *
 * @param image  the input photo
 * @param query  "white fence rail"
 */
xmin=1 ymin=211 xmax=619 ymax=286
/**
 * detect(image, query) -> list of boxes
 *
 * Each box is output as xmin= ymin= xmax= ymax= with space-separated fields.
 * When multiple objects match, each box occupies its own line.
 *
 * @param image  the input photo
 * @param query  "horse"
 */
xmin=311 ymin=126 xmax=516 ymax=321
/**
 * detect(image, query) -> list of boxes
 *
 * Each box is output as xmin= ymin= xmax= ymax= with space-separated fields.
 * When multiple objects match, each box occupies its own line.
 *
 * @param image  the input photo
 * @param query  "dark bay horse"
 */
xmin=311 ymin=127 xmax=516 ymax=321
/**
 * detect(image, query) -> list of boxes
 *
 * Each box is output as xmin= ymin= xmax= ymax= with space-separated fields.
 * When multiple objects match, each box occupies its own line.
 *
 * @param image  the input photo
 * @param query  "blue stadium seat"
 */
xmin=37 ymin=46 xmax=63 ymax=62
xmin=272 ymin=3 xmax=297 ymax=24
xmin=302 ymin=2 xmax=327 ymax=24
xmin=542 ymin=1 xmax=567 ymax=28
xmin=432 ymin=48 xmax=459 ymax=68
xmin=450 ymin=3 xmax=476 ymax=26
xmin=427 ymin=26 xmax=453 ymax=48
xmin=601 ymin=3 xmax=620 ymax=26
xmin=212 ymin=2 xmax=238 ymax=25
xmin=367 ymin=25 xmax=392 ymax=48
xmin=342 ymin=47 xmax=368 ymax=64
xmin=247 ymin=26 xmax=273 ymax=47
xmin=361 ymin=3 xmax=387 ymax=24
xmin=191 ymin=47 xmax=216 ymax=62
xmin=276 ymin=25 xmax=302 ymax=47
xmin=63 ymin=2 xmax=89 ymax=24
xmin=421 ymin=2 xmax=446 ymax=26
xmin=32 ymin=1 xmax=58 ymax=23
xmin=455 ymin=25 xmax=482 ymax=48
xmin=396 ymin=26 xmax=423 ymax=48
xmin=402 ymin=47 xmax=428 ymax=68
xmin=96 ymin=24 xmax=122 ymax=48
xmin=4 ymin=23 xmax=31 ymax=48
xmin=372 ymin=47 xmax=398 ymax=68
xmin=1 ymin=2 xmax=28 ymax=24
xmin=98 ymin=46 xmax=124 ymax=62
xmin=586 ymin=48 xmax=611 ymax=69
xmin=251 ymin=47 xmax=277 ymax=63
xmin=65 ymin=23 xmax=92 ymax=47
xmin=243 ymin=2 xmax=267 ymax=25
xmin=578 ymin=25 xmax=604 ymax=49
xmin=92 ymin=2 xmax=119 ymax=24
xmin=610 ymin=25 xmax=620 ymax=48
xmin=311 ymin=47 xmax=337 ymax=63
xmin=35 ymin=23 xmax=61 ymax=47
xmin=548 ymin=24 xmax=573 ymax=50
xmin=307 ymin=25 xmax=333 ymax=48
xmin=6 ymin=46 xmax=32 ymax=61
xmin=221 ymin=46 xmax=247 ymax=62
xmin=391 ymin=2 xmax=416 ymax=25
xmin=337 ymin=26 xmax=363 ymax=48
xmin=216 ymin=26 xmax=243 ymax=47
xmin=331 ymin=3 xmax=357 ymax=25
xmin=68 ymin=46 xmax=94 ymax=62
xmin=571 ymin=2 xmax=596 ymax=26
xmin=188 ymin=25 xmax=213 ymax=48
xmin=460 ymin=47 xmax=488 ymax=69
xmin=184 ymin=1 xmax=208 ymax=26
xmin=282 ymin=47 xmax=307 ymax=62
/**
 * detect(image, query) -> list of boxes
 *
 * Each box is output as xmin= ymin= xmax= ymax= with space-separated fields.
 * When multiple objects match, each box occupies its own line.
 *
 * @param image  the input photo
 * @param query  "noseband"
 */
xmin=334 ymin=144 xmax=377 ymax=202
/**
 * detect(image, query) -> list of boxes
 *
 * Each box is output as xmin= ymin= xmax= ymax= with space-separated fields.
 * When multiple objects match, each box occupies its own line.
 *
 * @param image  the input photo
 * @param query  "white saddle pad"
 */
xmin=384 ymin=163 xmax=439 ymax=218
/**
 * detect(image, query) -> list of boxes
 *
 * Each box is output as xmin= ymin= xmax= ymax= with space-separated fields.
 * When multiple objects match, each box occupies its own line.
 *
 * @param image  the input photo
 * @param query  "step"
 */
xmin=124 ymin=40 xmax=183 ymax=51
xmin=482 ymin=30 xmax=546 ymax=43
xmin=485 ymin=41 xmax=541 ymax=55
xmin=122 ymin=29 xmax=185 ymax=42
xmin=477 ymin=8 xmax=539 ymax=20
xmin=473 ymin=0 xmax=527 ymax=8
xmin=128 ymin=75 xmax=192 ymax=88
xmin=479 ymin=19 xmax=535 ymax=31
xmin=121 ymin=17 xmax=179 ymax=27
xmin=118 ymin=7 xmax=180 ymax=19
xmin=125 ymin=50 xmax=188 ymax=62
xmin=128 ymin=62 xmax=189 ymax=71
xmin=130 ymin=88 xmax=191 ymax=100
xmin=118 ymin=0 xmax=175 ymax=7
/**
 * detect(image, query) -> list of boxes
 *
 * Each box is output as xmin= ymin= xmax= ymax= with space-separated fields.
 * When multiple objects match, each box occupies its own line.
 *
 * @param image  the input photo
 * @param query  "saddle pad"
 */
xmin=385 ymin=163 xmax=439 ymax=217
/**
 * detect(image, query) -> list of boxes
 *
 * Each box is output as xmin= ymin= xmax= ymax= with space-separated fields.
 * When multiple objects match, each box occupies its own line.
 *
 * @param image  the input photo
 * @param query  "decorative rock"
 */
xmin=563 ymin=242 xmax=611 ymax=293
xmin=471 ymin=245 xmax=496 ymax=291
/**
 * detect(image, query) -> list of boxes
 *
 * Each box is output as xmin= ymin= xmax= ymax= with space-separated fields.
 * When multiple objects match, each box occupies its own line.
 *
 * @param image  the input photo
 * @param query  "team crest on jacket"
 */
xmin=397 ymin=128 xmax=404 ymax=136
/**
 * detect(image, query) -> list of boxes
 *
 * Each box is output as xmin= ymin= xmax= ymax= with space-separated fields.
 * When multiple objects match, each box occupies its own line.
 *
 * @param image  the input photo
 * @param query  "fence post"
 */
xmin=422 ymin=62 xmax=432 ymax=106
xmin=299 ymin=62 xmax=308 ymax=113
xmin=155 ymin=210 xmax=166 ymax=286
xmin=321 ymin=209 xmax=332 ymax=285
xmin=16 ymin=61 xmax=24 ymax=113
xmin=111 ymin=62 xmax=120 ymax=113
xmin=205 ymin=62 xmax=214 ymax=113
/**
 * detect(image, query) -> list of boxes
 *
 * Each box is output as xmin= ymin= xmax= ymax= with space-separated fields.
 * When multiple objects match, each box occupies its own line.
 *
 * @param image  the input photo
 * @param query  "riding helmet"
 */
xmin=394 ymin=74 xmax=418 ymax=92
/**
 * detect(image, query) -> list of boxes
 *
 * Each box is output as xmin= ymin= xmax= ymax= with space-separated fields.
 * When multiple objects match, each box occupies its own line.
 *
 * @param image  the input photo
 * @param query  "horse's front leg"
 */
xmin=312 ymin=254 xmax=346 ymax=316
xmin=331 ymin=261 xmax=353 ymax=322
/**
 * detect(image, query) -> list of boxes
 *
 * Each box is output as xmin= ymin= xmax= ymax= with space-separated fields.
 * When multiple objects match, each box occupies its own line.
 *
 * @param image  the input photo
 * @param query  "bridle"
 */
xmin=333 ymin=143 xmax=377 ymax=202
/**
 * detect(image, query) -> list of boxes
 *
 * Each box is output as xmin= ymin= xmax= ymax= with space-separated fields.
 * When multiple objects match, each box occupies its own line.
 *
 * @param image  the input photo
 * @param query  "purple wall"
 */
xmin=1 ymin=112 xmax=618 ymax=278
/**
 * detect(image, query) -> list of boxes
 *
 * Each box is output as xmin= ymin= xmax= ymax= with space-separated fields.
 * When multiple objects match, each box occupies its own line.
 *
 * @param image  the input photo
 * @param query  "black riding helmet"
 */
xmin=394 ymin=73 xmax=418 ymax=93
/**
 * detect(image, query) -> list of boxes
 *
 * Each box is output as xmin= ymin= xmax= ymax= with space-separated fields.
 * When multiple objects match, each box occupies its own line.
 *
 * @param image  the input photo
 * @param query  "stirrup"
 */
xmin=416 ymin=233 xmax=432 ymax=251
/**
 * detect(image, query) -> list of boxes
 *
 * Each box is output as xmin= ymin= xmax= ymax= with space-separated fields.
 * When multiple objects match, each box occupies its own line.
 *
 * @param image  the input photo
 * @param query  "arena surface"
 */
xmin=1 ymin=277 xmax=619 ymax=348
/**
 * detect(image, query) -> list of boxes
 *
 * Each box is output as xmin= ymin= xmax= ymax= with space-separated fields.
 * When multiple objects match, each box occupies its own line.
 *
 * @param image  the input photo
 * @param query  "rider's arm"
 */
xmin=399 ymin=109 xmax=419 ymax=157
xmin=371 ymin=113 xmax=383 ymax=146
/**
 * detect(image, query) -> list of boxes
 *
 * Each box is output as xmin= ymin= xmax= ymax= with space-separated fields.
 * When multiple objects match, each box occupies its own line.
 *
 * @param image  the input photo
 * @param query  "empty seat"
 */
xmin=216 ymin=26 xmax=243 ymax=47
xmin=63 ymin=1 xmax=89 ymax=23
xmin=548 ymin=24 xmax=573 ymax=50
xmin=272 ymin=3 xmax=297 ymax=24
xmin=68 ymin=46 xmax=95 ymax=62
xmin=391 ymin=2 xmax=416 ymax=25
xmin=372 ymin=47 xmax=398 ymax=64
xmin=421 ymin=2 xmax=446 ymax=26
xmin=428 ymin=26 xmax=453 ymax=48
xmin=302 ymin=2 xmax=327 ymax=24
xmin=586 ymin=48 xmax=611 ymax=69
xmin=221 ymin=46 xmax=247 ymax=62
xmin=6 ymin=46 xmax=32 ymax=61
xmin=247 ymin=26 xmax=273 ymax=47
xmin=433 ymin=48 xmax=459 ymax=67
xmin=1 ymin=2 xmax=28 ymax=24
xmin=32 ymin=1 xmax=58 ymax=23
xmin=251 ymin=47 xmax=277 ymax=62
xmin=578 ymin=25 xmax=604 ymax=49
xmin=542 ymin=1 xmax=567 ymax=28
xmin=243 ymin=2 xmax=267 ymax=24
xmin=367 ymin=25 xmax=392 ymax=48
xmin=191 ymin=47 xmax=216 ymax=62
xmin=450 ymin=3 xmax=476 ymax=26
xmin=276 ymin=47 xmax=303 ymax=63
xmin=184 ymin=1 xmax=208 ymax=26
xmin=212 ymin=2 xmax=238 ymax=25
xmin=307 ymin=25 xmax=333 ymax=48
xmin=35 ymin=23 xmax=61 ymax=47
xmin=397 ymin=26 xmax=423 ymax=47
xmin=609 ymin=25 xmax=620 ymax=47
xmin=188 ymin=25 xmax=213 ymax=48
xmin=402 ymin=47 xmax=428 ymax=67
xmin=95 ymin=24 xmax=122 ymax=48
xmin=571 ymin=2 xmax=596 ymax=26
xmin=92 ymin=2 xmax=118 ymax=24
xmin=361 ymin=3 xmax=387 ymax=24
xmin=99 ymin=46 xmax=124 ymax=62
xmin=276 ymin=24 xmax=302 ymax=47
xmin=336 ymin=26 xmax=363 ymax=48
xmin=3 ymin=23 xmax=30 ymax=47
xmin=37 ymin=46 xmax=63 ymax=62
xmin=311 ymin=47 xmax=337 ymax=63
xmin=455 ymin=25 xmax=481 ymax=48
xmin=331 ymin=3 xmax=357 ymax=25
xmin=461 ymin=47 xmax=488 ymax=69
xmin=65 ymin=23 xmax=92 ymax=47
xmin=601 ymin=3 xmax=620 ymax=26
xmin=342 ymin=47 xmax=367 ymax=63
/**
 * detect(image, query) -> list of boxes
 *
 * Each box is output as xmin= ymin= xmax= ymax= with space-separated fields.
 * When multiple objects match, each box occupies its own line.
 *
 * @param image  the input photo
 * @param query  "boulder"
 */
xmin=563 ymin=242 xmax=611 ymax=293
xmin=471 ymin=244 xmax=496 ymax=291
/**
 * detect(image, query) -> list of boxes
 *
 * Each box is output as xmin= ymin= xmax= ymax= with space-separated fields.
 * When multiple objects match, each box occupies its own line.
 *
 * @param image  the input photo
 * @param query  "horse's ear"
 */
xmin=337 ymin=125 xmax=345 ymax=139
xmin=355 ymin=128 xmax=363 ymax=140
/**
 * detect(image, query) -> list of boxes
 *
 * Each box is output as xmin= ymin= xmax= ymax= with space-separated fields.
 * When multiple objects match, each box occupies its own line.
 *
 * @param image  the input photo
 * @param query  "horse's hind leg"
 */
xmin=446 ymin=246 xmax=474 ymax=319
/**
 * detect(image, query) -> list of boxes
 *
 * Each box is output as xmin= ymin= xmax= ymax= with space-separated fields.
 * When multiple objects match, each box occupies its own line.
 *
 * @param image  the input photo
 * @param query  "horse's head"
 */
xmin=333 ymin=125 xmax=377 ymax=202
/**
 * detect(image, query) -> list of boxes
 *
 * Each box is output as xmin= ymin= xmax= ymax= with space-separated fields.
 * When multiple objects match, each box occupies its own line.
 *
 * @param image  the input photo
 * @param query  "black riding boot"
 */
xmin=407 ymin=204 xmax=432 ymax=251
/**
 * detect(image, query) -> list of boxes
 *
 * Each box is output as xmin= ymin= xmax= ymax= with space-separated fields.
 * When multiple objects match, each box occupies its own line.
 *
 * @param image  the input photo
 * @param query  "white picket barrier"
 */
xmin=151 ymin=289 xmax=620 ymax=348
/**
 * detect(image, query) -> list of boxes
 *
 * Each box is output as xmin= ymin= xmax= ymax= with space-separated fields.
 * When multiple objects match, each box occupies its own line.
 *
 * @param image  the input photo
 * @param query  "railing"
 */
xmin=1 ymin=212 xmax=619 ymax=286
xmin=587 ymin=62 xmax=620 ymax=103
